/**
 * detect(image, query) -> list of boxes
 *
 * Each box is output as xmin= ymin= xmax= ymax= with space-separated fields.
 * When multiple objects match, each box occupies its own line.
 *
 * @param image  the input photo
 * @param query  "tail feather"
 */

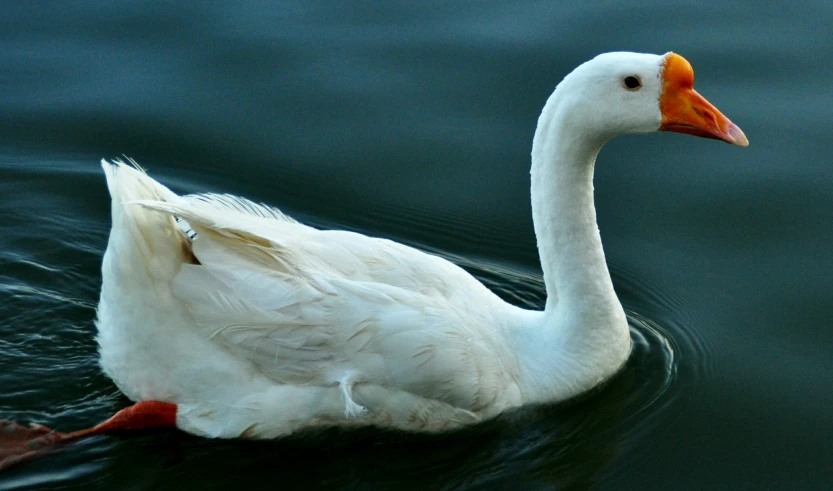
xmin=101 ymin=158 xmax=180 ymax=204
xmin=101 ymin=158 xmax=194 ymax=284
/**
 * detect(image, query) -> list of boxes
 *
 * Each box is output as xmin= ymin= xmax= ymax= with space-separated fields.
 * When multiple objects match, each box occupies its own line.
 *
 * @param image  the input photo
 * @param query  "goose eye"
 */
xmin=623 ymin=76 xmax=642 ymax=90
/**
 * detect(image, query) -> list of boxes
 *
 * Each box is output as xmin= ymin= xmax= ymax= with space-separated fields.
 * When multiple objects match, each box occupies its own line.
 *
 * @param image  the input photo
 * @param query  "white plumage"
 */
xmin=98 ymin=162 xmax=526 ymax=437
xmin=95 ymin=52 xmax=746 ymax=438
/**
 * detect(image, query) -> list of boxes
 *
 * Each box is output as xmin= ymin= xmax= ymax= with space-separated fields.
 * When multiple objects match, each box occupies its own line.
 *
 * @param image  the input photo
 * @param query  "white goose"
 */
xmin=0 ymin=52 xmax=746 ymax=468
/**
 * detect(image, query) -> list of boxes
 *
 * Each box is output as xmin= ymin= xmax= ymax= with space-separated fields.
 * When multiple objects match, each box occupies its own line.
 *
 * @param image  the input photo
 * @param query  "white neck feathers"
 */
xmin=513 ymin=85 xmax=631 ymax=402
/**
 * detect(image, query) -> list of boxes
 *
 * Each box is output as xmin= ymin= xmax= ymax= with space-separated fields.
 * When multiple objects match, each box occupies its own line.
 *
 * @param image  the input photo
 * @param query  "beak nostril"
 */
xmin=692 ymin=105 xmax=706 ymax=119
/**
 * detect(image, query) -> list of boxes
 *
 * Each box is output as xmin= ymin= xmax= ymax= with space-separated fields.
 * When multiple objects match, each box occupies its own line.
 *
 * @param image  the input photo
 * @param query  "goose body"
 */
xmin=96 ymin=52 xmax=746 ymax=438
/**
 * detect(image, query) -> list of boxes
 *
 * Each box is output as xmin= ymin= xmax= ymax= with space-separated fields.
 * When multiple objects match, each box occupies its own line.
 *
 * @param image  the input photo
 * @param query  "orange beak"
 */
xmin=659 ymin=53 xmax=748 ymax=147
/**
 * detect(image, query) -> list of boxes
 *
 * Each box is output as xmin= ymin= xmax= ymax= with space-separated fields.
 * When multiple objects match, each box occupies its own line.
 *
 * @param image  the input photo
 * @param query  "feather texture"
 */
xmin=98 ymin=159 xmax=525 ymax=437
xmin=94 ymin=52 xmax=740 ymax=437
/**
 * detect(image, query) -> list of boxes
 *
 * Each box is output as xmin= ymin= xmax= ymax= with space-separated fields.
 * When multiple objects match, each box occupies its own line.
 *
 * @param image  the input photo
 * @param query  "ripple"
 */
xmin=619 ymin=311 xmax=677 ymax=428
xmin=0 ymin=160 xmax=711 ymax=489
xmin=612 ymin=262 xmax=718 ymax=391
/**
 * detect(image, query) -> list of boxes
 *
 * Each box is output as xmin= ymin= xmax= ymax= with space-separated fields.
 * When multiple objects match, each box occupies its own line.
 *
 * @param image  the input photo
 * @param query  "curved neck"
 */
xmin=510 ymin=91 xmax=631 ymax=402
xmin=531 ymin=99 xmax=618 ymax=316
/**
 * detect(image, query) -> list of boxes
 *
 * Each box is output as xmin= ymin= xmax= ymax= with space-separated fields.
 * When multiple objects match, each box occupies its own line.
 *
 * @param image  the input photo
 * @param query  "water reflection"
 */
xmin=75 ymin=309 xmax=676 ymax=490
xmin=0 ymin=159 xmax=693 ymax=489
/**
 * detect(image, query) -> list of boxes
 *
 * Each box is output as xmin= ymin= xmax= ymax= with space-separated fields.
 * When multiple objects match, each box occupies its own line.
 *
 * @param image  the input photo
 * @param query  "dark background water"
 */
xmin=1 ymin=1 xmax=832 ymax=489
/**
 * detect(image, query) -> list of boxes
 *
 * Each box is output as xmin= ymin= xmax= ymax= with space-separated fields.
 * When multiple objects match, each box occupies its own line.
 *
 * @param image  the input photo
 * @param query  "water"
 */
xmin=1 ymin=1 xmax=832 ymax=489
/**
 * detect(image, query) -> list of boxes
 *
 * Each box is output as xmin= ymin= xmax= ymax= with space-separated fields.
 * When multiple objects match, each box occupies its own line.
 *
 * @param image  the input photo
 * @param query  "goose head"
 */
xmin=549 ymin=51 xmax=748 ymax=147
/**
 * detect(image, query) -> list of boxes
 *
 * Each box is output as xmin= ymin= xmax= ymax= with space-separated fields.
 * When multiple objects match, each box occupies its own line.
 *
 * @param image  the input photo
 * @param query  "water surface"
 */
xmin=2 ymin=2 xmax=833 ymax=489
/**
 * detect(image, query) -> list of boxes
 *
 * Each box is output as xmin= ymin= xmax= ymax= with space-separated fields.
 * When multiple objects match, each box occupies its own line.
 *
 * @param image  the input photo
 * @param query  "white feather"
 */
xmin=95 ymin=52 xmax=743 ymax=437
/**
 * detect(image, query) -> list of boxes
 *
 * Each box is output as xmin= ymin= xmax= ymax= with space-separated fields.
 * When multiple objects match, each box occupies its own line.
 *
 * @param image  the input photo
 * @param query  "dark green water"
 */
xmin=2 ymin=2 xmax=832 ymax=489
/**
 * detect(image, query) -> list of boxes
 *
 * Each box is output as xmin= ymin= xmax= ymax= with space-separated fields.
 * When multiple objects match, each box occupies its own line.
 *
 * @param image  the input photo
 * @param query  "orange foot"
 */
xmin=0 ymin=401 xmax=177 ymax=472
xmin=0 ymin=419 xmax=63 ymax=471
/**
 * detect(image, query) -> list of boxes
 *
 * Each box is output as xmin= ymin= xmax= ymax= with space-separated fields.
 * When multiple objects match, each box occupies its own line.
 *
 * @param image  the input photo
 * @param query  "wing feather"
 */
xmin=136 ymin=192 xmax=520 ymax=409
